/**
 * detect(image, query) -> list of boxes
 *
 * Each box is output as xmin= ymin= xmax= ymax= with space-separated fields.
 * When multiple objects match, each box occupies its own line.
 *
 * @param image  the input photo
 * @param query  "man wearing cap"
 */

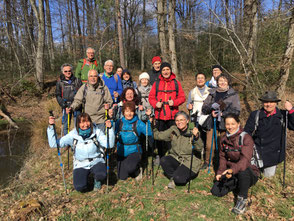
xmin=205 ymin=65 xmax=223 ymax=88
xmin=244 ymin=91 xmax=294 ymax=177
xmin=148 ymin=56 xmax=162 ymax=86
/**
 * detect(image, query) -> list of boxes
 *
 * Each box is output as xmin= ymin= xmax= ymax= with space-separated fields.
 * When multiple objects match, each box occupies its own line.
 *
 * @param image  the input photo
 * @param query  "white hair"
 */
xmin=86 ymin=47 xmax=95 ymax=53
xmin=104 ymin=60 xmax=114 ymax=66
xmin=88 ymin=69 xmax=98 ymax=77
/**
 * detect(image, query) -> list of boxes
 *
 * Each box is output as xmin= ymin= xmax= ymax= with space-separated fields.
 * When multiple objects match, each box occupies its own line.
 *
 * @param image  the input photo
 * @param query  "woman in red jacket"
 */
xmin=211 ymin=114 xmax=259 ymax=215
xmin=149 ymin=62 xmax=186 ymax=160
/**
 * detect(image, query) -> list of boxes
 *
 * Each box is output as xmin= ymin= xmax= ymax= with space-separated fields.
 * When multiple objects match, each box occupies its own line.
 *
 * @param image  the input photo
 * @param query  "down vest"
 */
xmin=149 ymin=73 xmax=186 ymax=120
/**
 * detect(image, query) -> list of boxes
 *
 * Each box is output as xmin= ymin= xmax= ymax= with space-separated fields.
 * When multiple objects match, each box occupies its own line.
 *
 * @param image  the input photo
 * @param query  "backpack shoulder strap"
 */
xmin=92 ymin=134 xmax=105 ymax=158
xmin=94 ymin=60 xmax=98 ymax=67
xmin=253 ymin=110 xmax=260 ymax=135
xmin=132 ymin=120 xmax=139 ymax=137
xmin=81 ymin=58 xmax=87 ymax=70
xmin=239 ymin=131 xmax=248 ymax=147
xmin=72 ymin=138 xmax=78 ymax=154
xmin=155 ymin=79 xmax=160 ymax=98
xmin=82 ymin=83 xmax=88 ymax=106
xmin=173 ymin=79 xmax=179 ymax=97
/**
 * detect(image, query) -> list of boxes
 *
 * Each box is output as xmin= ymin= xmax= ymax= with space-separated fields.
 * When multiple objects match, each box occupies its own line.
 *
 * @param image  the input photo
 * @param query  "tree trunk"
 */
xmin=66 ymin=0 xmax=73 ymax=57
xmin=168 ymin=0 xmax=178 ymax=76
xmin=141 ymin=0 xmax=146 ymax=71
xmin=157 ymin=0 xmax=169 ymax=61
xmin=29 ymin=0 xmax=45 ymax=90
xmin=58 ymin=0 xmax=65 ymax=52
xmin=45 ymin=0 xmax=55 ymax=71
xmin=225 ymin=0 xmax=230 ymax=28
xmin=116 ymin=0 xmax=125 ymax=68
xmin=276 ymin=8 xmax=294 ymax=99
xmin=74 ymin=0 xmax=83 ymax=57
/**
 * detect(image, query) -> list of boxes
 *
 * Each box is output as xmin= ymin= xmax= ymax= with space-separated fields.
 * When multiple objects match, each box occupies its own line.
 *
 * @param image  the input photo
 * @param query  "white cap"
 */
xmin=139 ymin=72 xmax=150 ymax=81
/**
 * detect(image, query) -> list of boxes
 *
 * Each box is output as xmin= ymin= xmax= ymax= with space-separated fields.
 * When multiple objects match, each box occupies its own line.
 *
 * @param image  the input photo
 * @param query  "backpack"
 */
xmin=99 ymin=72 xmax=118 ymax=83
xmin=155 ymin=79 xmax=179 ymax=98
xmin=81 ymin=58 xmax=99 ymax=70
xmin=117 ymin=119 xmax=141 ymax=153
xmin=239 ymin=132 xmax=263 ymax=168
xmin=72 ymin=134 xmax=106 ymax=159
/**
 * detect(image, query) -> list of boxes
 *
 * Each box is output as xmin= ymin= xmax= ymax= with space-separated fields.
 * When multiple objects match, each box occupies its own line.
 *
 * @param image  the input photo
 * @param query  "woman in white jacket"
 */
xmin=47 ymin=113 xmax=115 ymax=192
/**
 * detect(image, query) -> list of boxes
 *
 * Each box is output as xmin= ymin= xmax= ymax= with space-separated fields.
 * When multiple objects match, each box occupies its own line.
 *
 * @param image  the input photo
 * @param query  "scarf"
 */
xmin=79 ymin=128 xmax=92 ymax=139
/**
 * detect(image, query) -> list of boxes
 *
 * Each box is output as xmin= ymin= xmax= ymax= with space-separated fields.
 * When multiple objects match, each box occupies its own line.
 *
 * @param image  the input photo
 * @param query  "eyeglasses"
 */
xmin=64 ymin=70 xmax=71 ymax=73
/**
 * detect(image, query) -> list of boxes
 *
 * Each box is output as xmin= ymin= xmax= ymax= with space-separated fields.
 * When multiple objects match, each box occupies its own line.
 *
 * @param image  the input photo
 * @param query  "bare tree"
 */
xmin=74 ymin=0 xmax=83 ymax=56
xmin=168 ymin=0 xmax=178 ymax=75
xmin=116 ymin=0 xmax=126 ymax=68
xmin=29 ymin=0 xmax=45 ymax=90
xmin=157 ymin=0 xmax=169 ymax=61
xmin=45 ymin=0 xmax=55 ymax=71
xmin=141 ymin=0 xmax=146 ymax=70
xmin=276 ymin=7 xmax=294 ymax=98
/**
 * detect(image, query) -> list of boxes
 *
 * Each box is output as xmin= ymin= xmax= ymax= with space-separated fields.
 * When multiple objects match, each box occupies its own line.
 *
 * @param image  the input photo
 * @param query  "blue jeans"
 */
xmin=62 ymin=110 xmax=81 ymax=135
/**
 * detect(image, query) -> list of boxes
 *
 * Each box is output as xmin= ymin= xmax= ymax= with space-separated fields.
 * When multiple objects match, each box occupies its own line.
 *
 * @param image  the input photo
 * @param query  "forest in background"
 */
xmin=1 ymin=0 xmax=294 ymax=104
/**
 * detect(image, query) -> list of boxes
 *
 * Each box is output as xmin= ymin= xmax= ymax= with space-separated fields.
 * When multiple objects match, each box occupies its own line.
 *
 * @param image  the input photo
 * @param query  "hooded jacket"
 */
xmin=218 ymin=128 xmax=259 ymax=177
xmin=115 ymin=115 xmax=153 ymax=157
xmin=75 ymin=58 xmax=103 ymax=82
xmin=56 ymin=74 xmax=82 ymax=109
xmin=47 ymin=124 xmax=115 ymax=169
xmin=153 ymin=125 xmax=203 ymax=173
xmin=71 ymin=78 xmax=113 ymax=124
xmin=149 ymin=73 xmax=186 ymax=121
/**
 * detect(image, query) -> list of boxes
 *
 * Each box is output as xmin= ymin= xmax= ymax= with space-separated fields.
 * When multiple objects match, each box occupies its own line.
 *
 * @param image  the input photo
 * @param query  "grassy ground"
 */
xmin=1 ymin=74 xmax=294 ymax=220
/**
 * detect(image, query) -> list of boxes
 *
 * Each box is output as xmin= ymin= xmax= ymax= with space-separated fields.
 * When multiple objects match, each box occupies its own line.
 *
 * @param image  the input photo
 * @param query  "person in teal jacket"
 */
xmin=47 ymin=113 xmax=115 ymax=192
xmin=114 ymin=101 xmax=153 ymax=181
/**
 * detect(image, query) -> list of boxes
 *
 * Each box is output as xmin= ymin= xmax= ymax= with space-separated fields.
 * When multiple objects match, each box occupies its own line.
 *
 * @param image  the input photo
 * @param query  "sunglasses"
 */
xmin=64 ymin=70 xmax=71 ymax=73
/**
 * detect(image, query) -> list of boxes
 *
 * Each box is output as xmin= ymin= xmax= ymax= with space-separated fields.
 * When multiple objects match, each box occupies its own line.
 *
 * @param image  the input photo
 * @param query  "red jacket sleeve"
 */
xmin=172 ymin=80 xmax=186 ymax=106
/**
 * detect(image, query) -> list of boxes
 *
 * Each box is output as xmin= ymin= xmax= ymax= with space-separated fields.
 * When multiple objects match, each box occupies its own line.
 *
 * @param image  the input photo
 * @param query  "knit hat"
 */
xmin=152 ymin=56 xmax=162 ymax=64
xmin=122 ymin=69 xmax=131 ymax=76
xmin=160 ymin=62 xmax=172 ymax=73
xmin=212 ymin=64 xmax=223 ymax=71
xmin=139 ymin=72 xmax=150 ymax=81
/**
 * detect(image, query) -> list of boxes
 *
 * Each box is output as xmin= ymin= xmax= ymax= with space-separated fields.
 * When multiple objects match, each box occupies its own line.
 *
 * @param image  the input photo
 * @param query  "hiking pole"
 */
xmin=105 ymin=108 xmax=109 ymax=191
xmin=67 ymin=110 xmax=70 ymax=170
xmin=145 ymin=114 xmax=149 ymax=177
xmin=283 ymin=111 xmax=288 ymax=189
xmin=49 ymin=111 xmax=67 ymax=194
xmin=208 ymin=118 xmax=216 ymax=174
xmin=188 ymin=136 xmax=194 ymax=193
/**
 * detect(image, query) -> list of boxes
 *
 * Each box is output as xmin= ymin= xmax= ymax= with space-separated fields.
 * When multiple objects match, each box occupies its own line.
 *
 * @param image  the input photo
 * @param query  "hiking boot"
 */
xmin=94 ymin=180 xmax=101 ymax=190
xmin=232 ymin=196 xmax=247 ymax=214
xmin=168 ymin=178 xmax=175 ymax=189
xmin=135 ymin=168 xmax=143 ymax=181
xmin=201 ymin=162 xmax=208 ymax=170
xmin=154 ymin=155 xmax=160 ymax=166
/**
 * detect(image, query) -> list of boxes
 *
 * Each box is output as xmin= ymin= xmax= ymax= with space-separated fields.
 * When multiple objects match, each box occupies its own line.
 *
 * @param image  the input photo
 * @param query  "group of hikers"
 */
xmin=47 ymin=47 xmax=294 ymax=215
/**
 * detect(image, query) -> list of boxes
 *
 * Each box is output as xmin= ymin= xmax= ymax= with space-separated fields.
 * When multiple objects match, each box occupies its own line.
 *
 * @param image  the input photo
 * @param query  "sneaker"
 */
xmin=154 ymin=155 xmax=160 ymax=166
xmin=135 ymin=168 xmax=143 ymax=181
xmin=232 ymin=196 xmax=247 ymax=214
xmin=168 ymin=178 xmax=175 ymax=189
xmin=94 ymin=180 xmax=101 ymax=190
xmin=201 ymin=163 xmax=208 ymax=170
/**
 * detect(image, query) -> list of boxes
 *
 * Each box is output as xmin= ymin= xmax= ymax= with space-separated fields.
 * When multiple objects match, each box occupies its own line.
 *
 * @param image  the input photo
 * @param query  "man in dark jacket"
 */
xmin=148 ymin=56 xmax=162 ymax=86
xmin=244 ymin=91 xmax=294 ymax=177
xmin=56 ymin=63 xmax=82 ymax=135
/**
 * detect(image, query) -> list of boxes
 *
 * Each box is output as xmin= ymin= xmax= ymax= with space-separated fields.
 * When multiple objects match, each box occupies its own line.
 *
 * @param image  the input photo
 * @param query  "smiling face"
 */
xmin=225 ymin=117 xmax=240 ymax=134
xmin=123 ymin=107 xmax=135 ymax=120
xmin=104 ymin=61 xmax=114 ymax=74
xmin=153 ymin=61 xmax=161 ymax=72
xmin=175 ymin=114 xmax=189 ymax=131
xmin=125 ymin=89 xmax=134 ymax=101
xmin=79 ymin=117 xmax=91 ymax=130
xmin=86 ymin=49 xmax=95 ymax=60
xmin=140 ymin=78 xmax=149 ymax=87
xmin=212 ymin=68 xmax=222 ymax=78
xmin=62 ymin=66 xmax=72 ymax=80
xmin=196 ymin=74 xmax=206 ymax=88
xmin=122 ymin=72 xmax=130 ymax=81
xmin=116 ymin=67 xmax=123 ymax=77
xmin=217 ymin=77 xmax=229 ymax=90
xmin=263 ymin=101 xmax=277 ymax=114
xmin=88 ymin=70 xmax=98 ymax=85
xmin=161 ymin=67 xmax=171 ymax=79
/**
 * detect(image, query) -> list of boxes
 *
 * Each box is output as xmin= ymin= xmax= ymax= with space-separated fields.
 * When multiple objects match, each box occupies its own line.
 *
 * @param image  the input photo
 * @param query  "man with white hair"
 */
xmin=100 ymin=60 xmax=123 ymax=102
xmin=70 ymin=69 xmax=113 ymax=129
xmin=75 ymin=47 xmax=103 ymax=83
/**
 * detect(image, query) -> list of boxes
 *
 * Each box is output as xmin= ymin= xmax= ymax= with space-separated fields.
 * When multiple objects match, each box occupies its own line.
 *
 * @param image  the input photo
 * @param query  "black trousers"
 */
xmin=160 ymin=155 xmax=197 ymax=185
xmin=156 ymin=120 xmax=175 ymax=158
xmin=73 ymin=162 xmax=106 ymax=192
xmin=117 ymin=152 xmax=141 ymax=180
xmin=235 ymin=167 xmax=258 ymax=198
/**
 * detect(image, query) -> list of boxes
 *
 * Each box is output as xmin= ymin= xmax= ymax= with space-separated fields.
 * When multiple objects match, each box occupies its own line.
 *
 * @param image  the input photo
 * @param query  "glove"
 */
xmin=211 ymin=102 xmax=220 ymax=110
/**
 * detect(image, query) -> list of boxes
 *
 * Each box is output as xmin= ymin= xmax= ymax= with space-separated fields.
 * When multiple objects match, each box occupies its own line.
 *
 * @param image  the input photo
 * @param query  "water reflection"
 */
xmin=0 ymin=123 xmax=31 ymax=186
